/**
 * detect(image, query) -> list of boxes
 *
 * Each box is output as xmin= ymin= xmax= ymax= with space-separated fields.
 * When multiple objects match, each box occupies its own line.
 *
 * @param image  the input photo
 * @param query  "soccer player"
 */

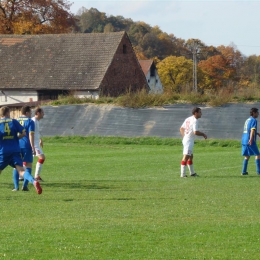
xmin=179 ymin=107 xmax=207 ymax=178
xmin=0 ymin=106 xmax=42 ymax=194
xmin=12 ymin=106 xmax=35 ymax=191
xmin=241 ymin=107 xmax=260 ymax=175
xmin=32 ymin=107 xmax=45 ymax=181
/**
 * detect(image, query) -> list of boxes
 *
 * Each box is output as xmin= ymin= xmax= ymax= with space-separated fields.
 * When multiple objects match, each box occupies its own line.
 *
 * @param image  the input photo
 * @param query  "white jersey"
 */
xmin=32 ymin=116 xmax=41 ymax=146
xmin=181 ymin=115 xmax=199 ymax=143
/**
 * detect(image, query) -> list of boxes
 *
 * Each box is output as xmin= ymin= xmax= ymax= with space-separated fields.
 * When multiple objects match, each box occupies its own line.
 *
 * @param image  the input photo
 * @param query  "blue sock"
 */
xmin=256 ymin=159 xmax=260 ymax=174
xmin=13 ymin=169 xmax=19 ymax=190
xmin=23 ymin=169 xmax=34 ymax=184
xmin=23 ymin=168 xmax=31 ymax=188
xmin=242 ymin=159 xmax=248 ymax=173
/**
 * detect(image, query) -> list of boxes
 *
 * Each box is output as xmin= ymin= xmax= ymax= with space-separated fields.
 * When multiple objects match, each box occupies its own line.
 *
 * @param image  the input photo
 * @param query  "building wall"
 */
xmin=146 ymin=70 xmax=163 ymax=94
xmin=74 ymin=90 xmax=99 ymax=100
xmin=101 ymin=35 xmax=148 ymax=96
xmin=0 ymin=90 xmax=38 ymax=105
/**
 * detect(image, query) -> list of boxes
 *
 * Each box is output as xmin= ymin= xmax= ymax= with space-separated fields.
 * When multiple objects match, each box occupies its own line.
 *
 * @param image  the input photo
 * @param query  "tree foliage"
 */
xmin=157 ymin=56 xmax=193 ymax=92
xmin=0 ymin=0 xmax=75 ymax=34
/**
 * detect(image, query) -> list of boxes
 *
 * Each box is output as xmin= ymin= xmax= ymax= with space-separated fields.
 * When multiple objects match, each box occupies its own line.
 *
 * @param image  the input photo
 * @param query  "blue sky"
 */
xmin=69 ymin=0 xmax=260 ymax=57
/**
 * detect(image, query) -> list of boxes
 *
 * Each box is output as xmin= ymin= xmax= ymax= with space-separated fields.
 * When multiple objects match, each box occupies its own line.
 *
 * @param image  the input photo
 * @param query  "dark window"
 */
xmin=150 ymin=64 xmax=155 ymax=77
xmin=123 ymin=44 xmax=127 ymax=54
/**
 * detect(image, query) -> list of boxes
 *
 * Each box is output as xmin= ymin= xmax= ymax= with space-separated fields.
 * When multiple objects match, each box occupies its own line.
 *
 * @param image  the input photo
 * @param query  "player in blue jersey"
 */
xmin=0 ymin=106 xmax=42 ymax=194
xmin=12 ymin=106 xmax=36 ymax=191
xmin=241 ymin=107 xmax=260 ymax=175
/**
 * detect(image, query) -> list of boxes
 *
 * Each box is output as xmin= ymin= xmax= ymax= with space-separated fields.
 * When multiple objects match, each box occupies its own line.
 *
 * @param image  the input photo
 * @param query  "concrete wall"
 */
xmin=38 ymin=103 xmax=260 ymax=140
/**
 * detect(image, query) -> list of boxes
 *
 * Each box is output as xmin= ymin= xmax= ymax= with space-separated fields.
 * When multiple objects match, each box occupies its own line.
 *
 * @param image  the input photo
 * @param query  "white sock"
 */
xmin=187 ymin=164 xmax=195 ymax=175
xmin=181 ymin=165 xmax=187 ymax=177
xmin=35 ymin=162 xmax=43 ymax=178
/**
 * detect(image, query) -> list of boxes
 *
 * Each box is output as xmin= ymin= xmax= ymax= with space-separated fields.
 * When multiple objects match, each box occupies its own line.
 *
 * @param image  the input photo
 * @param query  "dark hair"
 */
xmin=0 ymin=106 xmax=10 ymax=117
xmin=192 ymin=107 xmax=201 ymax=115
xmin=250 ymin=107 xmax=259 ymax=116
xmin=21 ymin=106 xmax=31 ymax=115
xmin=34 ymin=106 xmax=43 ymax=115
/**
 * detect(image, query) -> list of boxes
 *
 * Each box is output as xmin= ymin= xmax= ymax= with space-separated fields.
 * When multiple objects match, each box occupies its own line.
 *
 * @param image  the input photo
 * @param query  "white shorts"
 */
xmin=35 ymin=144 xmax=44 ymax=156
xmin=182 ymin=140 xmax=194 ymax=156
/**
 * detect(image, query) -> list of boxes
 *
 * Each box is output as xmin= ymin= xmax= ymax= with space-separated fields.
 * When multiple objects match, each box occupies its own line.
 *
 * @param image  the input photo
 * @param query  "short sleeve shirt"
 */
xmin=0 ymin=118 xmax=25 ymax=154
xmin=241 ymin=116 xmax=257 ymax=145
xmin=17 ymin=116 xmax=35 ymax=149
xmin=181 ymin=115 xmax=199 ymax=142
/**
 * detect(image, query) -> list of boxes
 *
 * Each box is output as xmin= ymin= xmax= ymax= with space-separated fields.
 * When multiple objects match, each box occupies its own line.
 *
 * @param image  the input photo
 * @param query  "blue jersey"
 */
xmin=242 ymin=116 xmax=257 ymax=145
xmin=17 ymin=116 xmax=35 ymax=149
xmin=0 ymin=118 xmax=25 ymax=154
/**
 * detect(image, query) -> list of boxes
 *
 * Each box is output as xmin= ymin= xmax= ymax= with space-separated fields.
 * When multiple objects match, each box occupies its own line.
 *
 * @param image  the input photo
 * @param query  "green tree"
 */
xmin=76 ymin=7 xmax=106 ymax=33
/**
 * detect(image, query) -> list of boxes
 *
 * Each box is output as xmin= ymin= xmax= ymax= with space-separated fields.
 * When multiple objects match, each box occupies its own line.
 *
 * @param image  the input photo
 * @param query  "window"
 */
xmin=123 ymin=44 xmax=127 ymax=54
xmin=150 ymin=64 xmax=155 ymax=77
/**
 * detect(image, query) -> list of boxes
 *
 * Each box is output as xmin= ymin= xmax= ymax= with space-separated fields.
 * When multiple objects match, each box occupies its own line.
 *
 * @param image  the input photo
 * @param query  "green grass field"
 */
xmin=1 ymin=137 xmax=260 ymax=260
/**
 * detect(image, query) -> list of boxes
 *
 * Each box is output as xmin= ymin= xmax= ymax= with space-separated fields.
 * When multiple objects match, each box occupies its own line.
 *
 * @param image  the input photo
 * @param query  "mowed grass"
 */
xmin=1 ymin=137 xmax=260 ymax=259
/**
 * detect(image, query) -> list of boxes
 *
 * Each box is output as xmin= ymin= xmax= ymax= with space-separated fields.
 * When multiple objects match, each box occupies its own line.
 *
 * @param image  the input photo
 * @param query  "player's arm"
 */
xmin=180 ymin=127 xmax=185 ymax=137
xmin=18 ymin=132 xmax=26 ymax=139
xmin=39 ymin=138 xmax=43 ymax=148
xmin=194 ymin=130 xmax=207 ymax=139
xmin=29 ymin=132 xmax=36 ymax=155
xmin=248 ymin=128 xmax=256 ymax=145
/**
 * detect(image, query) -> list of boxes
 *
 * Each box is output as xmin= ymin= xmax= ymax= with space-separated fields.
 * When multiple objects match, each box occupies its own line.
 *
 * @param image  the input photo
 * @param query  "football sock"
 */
xmin=242 ymin=159 xmax=248 ymax=173
xmin=187 ymin=160 xmax=195 ymax=175
xmin=255 ymin=159 xmax=260 ymax=174
xmin=13 ymin=169 xmax=19 ymax=190
xmin=35 ymin=159 xmax=44 ymax=178
xmin=23 ymin=170 xmax=35 ymax=184
xmin=23 ymin=168 xmax=31 ymax=188
xmin=181 ymin=161 xmax=187 ymax=176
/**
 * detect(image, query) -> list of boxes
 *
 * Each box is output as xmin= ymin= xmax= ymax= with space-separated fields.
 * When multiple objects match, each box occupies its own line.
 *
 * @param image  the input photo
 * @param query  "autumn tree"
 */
xmin=0 ymin=0 xmax=75 ymax=34
xmin=157 ymin=56 xmax=193 ymax=92
xmin=239 ymin=55 xmax=260 ymax=88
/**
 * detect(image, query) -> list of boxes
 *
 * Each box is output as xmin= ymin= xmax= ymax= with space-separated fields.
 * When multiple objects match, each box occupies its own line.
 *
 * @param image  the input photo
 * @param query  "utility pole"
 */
xmin=190 ymin=39 xmax=199 ymax=92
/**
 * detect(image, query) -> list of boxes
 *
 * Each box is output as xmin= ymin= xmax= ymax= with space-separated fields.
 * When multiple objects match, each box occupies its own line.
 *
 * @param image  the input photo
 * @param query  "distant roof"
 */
xmin=0 ymin=32 xmax=126 ymax=90
xmin=138 ymin=60 xmax=153 ymax=76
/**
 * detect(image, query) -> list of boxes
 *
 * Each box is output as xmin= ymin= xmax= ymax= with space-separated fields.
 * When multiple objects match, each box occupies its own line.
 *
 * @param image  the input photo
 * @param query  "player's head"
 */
xmin=192 ymin=107 xmax=202 ymax=118
xmin=21 ymin=106 xmax=32 ymax=117
xmin=0 ymin=106 xmax=10 ymax=118
xmin=192 ymin=107 xmax=202 ymax=119
xmin=34 ymin=107 xmax=44 ymax=119
xmin=250 ymin=107 xmax=259 ymax=118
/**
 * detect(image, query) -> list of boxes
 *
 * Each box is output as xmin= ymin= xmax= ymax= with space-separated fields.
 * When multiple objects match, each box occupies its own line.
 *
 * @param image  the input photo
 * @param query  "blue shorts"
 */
xmin=0 ymin=152 xmax=23 ymax=170
xmin=20 ymin=148 xmax=33 ymax=163
xmin=242 ymin=143 xmax=260 ymax=156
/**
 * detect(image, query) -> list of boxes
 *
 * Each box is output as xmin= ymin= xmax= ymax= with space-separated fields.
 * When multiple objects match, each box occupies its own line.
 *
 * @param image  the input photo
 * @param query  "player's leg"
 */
xmin=181 ymin=154 xmax=190 ymax=177
xmin=34 ymin=145 xmax=45 ymax=181
xmin=187 ymin=154 xmax=196 ymax=176
xmin=22 ymin=162 xmax=33 ymax=191
xmin=21 ymin=149 xmax=34 ymax=191
xmin=13 ymin=153 xmax=42 ymax=194
xmin=241 ymin=145 xmax=250 ymax=175
xmin=12 ymin=168 xmax=19 ymax=191
xmin=181 ymin=141 xmax=192 ymax=177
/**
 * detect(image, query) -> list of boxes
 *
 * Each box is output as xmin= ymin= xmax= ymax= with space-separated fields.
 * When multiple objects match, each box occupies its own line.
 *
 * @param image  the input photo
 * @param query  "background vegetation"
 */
xmin=1 ymin=2 xmax=260 ymax=97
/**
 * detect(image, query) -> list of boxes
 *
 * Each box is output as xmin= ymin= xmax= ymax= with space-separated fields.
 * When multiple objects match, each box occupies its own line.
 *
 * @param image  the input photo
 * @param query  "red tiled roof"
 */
xmin=138 ymin=60 xmax=153 ymax=76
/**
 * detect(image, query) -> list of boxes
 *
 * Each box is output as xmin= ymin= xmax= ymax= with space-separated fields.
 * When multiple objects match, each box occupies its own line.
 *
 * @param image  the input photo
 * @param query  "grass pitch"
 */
xmin=0 ymin=137 xmax=260 ymax=259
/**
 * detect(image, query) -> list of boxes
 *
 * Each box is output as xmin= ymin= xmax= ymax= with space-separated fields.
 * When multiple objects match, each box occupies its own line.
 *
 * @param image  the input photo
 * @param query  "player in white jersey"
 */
xmin=179 ymin=107 xmax=207 ymax=178
xmin=32 ymin=107 xmax=45 ymax=182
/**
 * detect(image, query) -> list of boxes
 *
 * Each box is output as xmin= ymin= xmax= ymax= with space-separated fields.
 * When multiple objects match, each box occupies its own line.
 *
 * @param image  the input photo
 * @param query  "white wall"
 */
xmin=74 ymin=90 xmax=99 ymax=100
xmin=146 ymin=70 xmax=163 ymax=94
xmin=0 ymin=90 xmax=38 ymax=105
